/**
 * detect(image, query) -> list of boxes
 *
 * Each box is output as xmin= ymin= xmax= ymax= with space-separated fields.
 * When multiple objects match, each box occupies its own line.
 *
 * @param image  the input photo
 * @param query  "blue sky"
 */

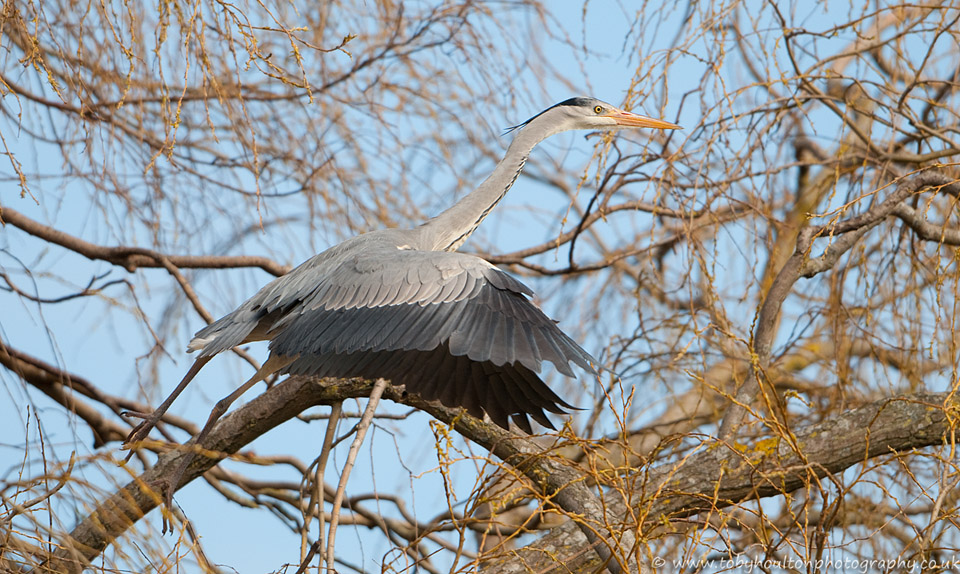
xmin=4 ymin=1 xmax=953 ymax=572
xmin=0 ymin=4 xmax=699 ymax=572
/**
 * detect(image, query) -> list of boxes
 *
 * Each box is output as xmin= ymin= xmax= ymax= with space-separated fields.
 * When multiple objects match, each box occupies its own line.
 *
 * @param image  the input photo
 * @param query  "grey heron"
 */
xmin=123 ymin=96 xmax=678 ymax=484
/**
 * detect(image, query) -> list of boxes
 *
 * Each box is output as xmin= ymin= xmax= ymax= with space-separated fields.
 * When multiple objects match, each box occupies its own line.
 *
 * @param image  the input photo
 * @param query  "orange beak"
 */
xmin=607 ymin=107 xmax=681 ymax=130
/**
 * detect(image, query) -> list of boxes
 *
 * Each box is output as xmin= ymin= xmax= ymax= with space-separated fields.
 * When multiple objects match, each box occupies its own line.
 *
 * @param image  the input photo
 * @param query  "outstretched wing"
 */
xmin=285 ymin=343 xmax=573 ymax=432
xmin=188 ymin=238 xmax=366 ymax=357
xmin=269 ymin=249 xmax=595 ymax=372
xmin=189 ymin=238 xmax=597 ymax=431
xmin=267 ymin=247 xmax=597 ymax=431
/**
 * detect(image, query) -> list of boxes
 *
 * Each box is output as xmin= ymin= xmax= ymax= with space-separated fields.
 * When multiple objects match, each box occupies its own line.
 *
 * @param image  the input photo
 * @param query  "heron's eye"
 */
xmin=593 ymin=105 xmax=603 ymax=114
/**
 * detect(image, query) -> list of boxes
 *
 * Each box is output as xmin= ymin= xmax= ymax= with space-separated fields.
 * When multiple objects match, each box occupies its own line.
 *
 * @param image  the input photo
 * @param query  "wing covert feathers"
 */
xmin=188 ymin=244 xmax=596 ymax=431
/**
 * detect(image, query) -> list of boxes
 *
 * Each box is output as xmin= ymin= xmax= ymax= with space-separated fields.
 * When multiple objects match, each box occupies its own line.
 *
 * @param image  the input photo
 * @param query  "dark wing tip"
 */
xmin=284 ymin=343 xmax=576 ymax=433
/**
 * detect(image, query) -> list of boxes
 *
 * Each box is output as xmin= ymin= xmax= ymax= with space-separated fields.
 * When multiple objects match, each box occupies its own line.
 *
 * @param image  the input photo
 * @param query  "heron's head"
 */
xmin=508 ymin=97 xmax=680 ymax=137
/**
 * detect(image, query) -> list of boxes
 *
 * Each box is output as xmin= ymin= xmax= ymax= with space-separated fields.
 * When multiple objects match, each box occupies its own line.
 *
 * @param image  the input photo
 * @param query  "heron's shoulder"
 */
xmin=336 ymin=244 xmax=489 ymax=275
xmin=289 ymin=229 xmax=410 ymax=270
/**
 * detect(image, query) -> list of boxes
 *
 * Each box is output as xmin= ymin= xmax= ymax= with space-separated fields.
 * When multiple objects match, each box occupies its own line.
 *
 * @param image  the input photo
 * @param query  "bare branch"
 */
xmin=0 ymin=206 xmax=290 ymax=277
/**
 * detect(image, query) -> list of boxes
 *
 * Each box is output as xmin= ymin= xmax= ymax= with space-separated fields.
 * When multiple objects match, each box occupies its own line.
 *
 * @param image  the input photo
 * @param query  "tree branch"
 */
xmin=891 ymin=203 xmax=960 ymax=245
xmin=718 ymin=170 xmax=960 ymax=439
xmin=481 ymin=392 xmax=957 ymax=573
xmin=39 ymin=371 xmax=637 ymax=573
xmin=0 ymin=340 xmax=197 ymax=447
xmin=0 ymin=206 xmax=290 ymax=277
xmin=41 ymin=376 xmax=374 ymax=574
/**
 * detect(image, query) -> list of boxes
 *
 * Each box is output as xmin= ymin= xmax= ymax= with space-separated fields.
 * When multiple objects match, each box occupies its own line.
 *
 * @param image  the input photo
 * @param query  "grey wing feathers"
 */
xmin=190 ymin=297 xmax=277 ymax=357
xmin=284 ymin=343 xmax=574 ymax=434
xmin=188 ymin=243 xmax=357 ymax=357
xmin=190 ymin=242 xmax=596 ymax=431
xmin=268 ymin=251 xmax=597 ymax=376
xmin=189 ymin=276 xmax=305 ymax=358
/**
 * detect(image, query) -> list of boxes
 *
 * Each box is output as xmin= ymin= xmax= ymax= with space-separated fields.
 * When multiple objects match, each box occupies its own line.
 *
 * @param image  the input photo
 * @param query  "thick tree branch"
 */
xmin=38 ymin=353 xmax=958 ymax=574
xmin=481 ymin=391 xmax=957 ymax=573
xmin=39 ymin=371 xmax=636 ymax=574
xmin=891 ymin=203 xmax=960 ymax=245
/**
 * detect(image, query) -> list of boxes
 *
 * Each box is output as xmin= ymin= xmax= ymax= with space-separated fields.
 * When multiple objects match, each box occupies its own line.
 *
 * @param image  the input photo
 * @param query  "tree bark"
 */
xmin=40 ymin=369 xmax=954 ymax=574
xmin=480 ymin=392 xmax=956 ymax=572
xmin=42 ymin=377 xmax=374 ymax=574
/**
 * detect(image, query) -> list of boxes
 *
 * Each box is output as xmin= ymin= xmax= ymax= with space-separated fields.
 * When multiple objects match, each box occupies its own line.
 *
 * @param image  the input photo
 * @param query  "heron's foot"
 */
xmin=120 ymin=411 xmax=163 ymax=461
xmin=134 ymin=450 xmax=189 ymax=534
xmin=157 ymin=448 xmax=198 ymax=534
xmin=141 ymin=474 xmax=179 ymax=535
xmin=161 ymin=476 xmax=178 ymax=534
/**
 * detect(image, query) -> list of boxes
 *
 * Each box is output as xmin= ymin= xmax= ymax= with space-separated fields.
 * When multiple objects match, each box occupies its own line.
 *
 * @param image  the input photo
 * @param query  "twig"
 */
xmin=717 ymin=170 xmax=960 ymax=441
xmin=316 ymin=401 xmax=342 ymax=548
xmin=325 ymin=379 xmax=387 ymax=571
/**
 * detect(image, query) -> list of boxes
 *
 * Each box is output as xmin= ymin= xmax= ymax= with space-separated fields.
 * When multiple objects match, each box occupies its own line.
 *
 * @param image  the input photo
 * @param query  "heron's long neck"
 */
xmin=420 ymin=126 xmax=546 ymax=252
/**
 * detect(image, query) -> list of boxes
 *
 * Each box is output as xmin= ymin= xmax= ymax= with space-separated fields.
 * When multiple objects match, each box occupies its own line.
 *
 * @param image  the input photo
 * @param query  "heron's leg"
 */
xmin=122 ymin=356 xmax=213 ymax=458
xmin=324 ymin=378 xmax=388 ymax=569
xmin=158 ymin=354 xmax=293 ymax=533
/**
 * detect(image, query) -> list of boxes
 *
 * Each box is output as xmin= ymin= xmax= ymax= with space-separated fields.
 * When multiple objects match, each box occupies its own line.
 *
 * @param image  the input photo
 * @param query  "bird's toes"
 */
xmin=160 ymin=481 xmax=178 ymax=534
xmin=161 ymin=510 xmax=174 ymax=535
xmin=121 ymin=420 xmax=155 ymax=451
